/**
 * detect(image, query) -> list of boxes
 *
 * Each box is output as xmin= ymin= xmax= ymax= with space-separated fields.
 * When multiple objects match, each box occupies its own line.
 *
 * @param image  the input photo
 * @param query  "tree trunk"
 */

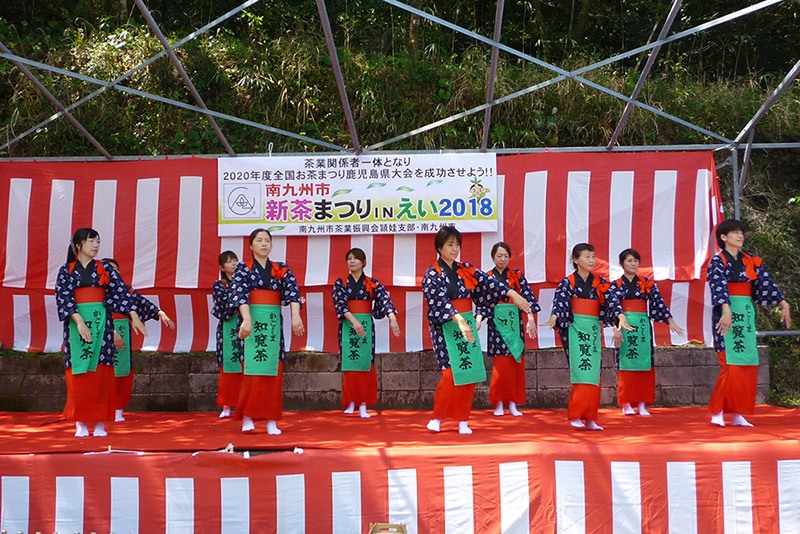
xmin=409 ymin=0 xmax=421 ymax=58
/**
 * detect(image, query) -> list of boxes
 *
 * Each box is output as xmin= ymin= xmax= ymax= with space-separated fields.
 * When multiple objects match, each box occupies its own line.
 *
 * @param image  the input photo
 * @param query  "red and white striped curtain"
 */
xmin=0 ymin=152 xmax=722 ymax=354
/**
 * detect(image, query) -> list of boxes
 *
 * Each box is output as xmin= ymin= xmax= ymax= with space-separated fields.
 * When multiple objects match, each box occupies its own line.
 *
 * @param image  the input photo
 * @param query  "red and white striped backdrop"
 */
xmin=1 ymin=443 xmax=798 ymax=533
xmin=0 ymin=152 xmax=722 ymax=354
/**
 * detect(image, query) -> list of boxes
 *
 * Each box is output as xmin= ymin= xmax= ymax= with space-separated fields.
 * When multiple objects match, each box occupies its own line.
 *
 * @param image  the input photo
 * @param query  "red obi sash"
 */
xmin=74 ymin=287 xmax=105 ymax=303
xmin=250 ymin=289 xmax=281 ymax=305
xmin=348 ymin=300 xmax=372 ymax=314
xmin=111 ymin=312 xmax=128 ymax=320
xmin=571 ymin=297 xmax=600 ymax=317
xmin=450 ymin=298 xmax=473 ymax=314
xmin=621 ymin=299 xmax=647 ymax=313
xmin=728 ymin=282 xmax=752 ymax=297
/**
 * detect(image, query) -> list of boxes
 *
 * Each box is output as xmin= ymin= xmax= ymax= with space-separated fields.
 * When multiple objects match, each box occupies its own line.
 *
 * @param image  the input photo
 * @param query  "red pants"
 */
xmin=235 ymin=362 xmax=284 ymax=421
xmin=567 ymin=383 xmax=601 ymax=421
xmin=114 ymin=371 xmax=134 ymax=410
xmin=489 ymin=355 xmax=526 ymax=405
xmin=217 ymin=367 xmax=244 ymax=407
xmin=432 ymin=368 xmax=476 ymax=421
xmin=342 ymin=365 xmax=378 ymax=407
xmin=617 ymin=368 xmax=655 ymax=406
xmin=708 ymin=352 xmax=758 ymax=415
xmin=63 ymin=364 xmax=116 ymax=423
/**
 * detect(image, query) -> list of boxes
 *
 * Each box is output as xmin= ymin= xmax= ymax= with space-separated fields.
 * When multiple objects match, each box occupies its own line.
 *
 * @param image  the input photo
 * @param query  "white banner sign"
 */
xmin=217 ymin=153 xmax=497 ymax=236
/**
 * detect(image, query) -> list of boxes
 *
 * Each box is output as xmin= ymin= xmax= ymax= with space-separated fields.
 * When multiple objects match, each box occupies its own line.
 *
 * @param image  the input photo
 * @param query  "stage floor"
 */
xmin=1 ymin=405 xmax=799 ymax=454
xmin=2 ymin=406 xmax=800 ymax=533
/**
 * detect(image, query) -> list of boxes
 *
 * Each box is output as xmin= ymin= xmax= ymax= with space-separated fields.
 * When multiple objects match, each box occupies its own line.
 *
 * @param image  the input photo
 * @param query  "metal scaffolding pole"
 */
xmin=0 ymin=41 xmax=112 ymax=159
xmin=0 ymin=0 xmax=261 ymax=153
xmin=375 ymin=0 xmax=781 ymax=149
xmin=134 ymin=0 xmax=235 ymax=156
xmin=316 ymin=0 xmax=361 ymax=153
xmin=739 ymin=128 xmax=755 ymax=195
xmin=731 ymin=149 xmax=741 ymax=219
xmin=0 ymin=51 xmax=346 ymax=152
xmin=481 ymin=0 xmax=506 ymax=152
xmin=734 ymin=58 xmax=800 ymax=145
xmin=607 ymin=0 xmax=683 ymax=149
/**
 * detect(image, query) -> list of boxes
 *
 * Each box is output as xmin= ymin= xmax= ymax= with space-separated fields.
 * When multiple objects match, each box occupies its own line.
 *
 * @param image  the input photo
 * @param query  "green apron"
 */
xmin=492 ymin=303 xmax=525 ymax=361
xmin=443 ymin=310 xmax=486 ymax=385
xmin=68 ymin=302 xmax=106 ymax=375
xmin=567 ymin=313 xmax=602 ymax=385
xmin=221 ymin=315 xmax=243 ymax=373
xmin=341 ymin=313 xmax=373 ymax=371
xmin=619 ymin=311 xmax=652 ymax=371
xmin=113 ymin=318 xmax=132 ymax=377
xmin=723 ymin=295 xmax=758 ymax=365
xmin=243 ymin=304 xmax=281 ymax=376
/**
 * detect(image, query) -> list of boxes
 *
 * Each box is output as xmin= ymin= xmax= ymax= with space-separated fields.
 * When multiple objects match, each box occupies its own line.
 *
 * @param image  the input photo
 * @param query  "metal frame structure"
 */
xmin=1 ymin=0 xmax=798 ymax=217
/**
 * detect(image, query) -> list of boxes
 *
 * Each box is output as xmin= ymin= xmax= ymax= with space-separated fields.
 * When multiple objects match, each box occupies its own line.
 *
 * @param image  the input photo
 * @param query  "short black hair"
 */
xmin=434 ymin=226 xmax=462 ymax=254
xmin=248 ymin=228 xmax=272 ymax=245
xmin=571 ymin=243 xmax=595 ymax=269
xmin=346 ymin=247 xmax=367 ymax=266
xmin=491 ymin=241 xmax=511 ymax=258
xmin=618 ymin=248 xmax=641 ymax=265
xmin=715 ymin=219 xmax=746 ymax=249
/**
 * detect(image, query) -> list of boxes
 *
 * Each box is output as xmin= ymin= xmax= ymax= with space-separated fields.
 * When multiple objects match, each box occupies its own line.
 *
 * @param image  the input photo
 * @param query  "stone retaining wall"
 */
xmin=0 ymin=347 xmax=770 ymax=412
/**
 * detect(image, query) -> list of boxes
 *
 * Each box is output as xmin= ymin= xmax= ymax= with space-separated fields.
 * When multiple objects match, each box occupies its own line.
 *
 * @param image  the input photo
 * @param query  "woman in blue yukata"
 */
xmin=707 ymin=219 xmax=791 ymax=428
xmin=332 ymin=247 xmax=401 ymax=418
xmin=228 ymin=228 xmax=305 ymax=435
xmin=422 ymin=226 xmax=532 ymax=435
xmin=55 ymin=228 xmax=139 ymax=437
xmin=211 ymin=250 xmax=244 ymax=419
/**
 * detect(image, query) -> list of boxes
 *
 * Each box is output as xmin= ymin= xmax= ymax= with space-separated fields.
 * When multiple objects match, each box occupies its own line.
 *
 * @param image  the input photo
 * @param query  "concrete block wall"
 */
xmin=0 ymin=347 xmax=770 ymax=412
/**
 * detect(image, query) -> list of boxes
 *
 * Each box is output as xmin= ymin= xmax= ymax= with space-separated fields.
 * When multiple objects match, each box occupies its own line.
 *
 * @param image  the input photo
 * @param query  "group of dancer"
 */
xmin=55 ymin=220 xmax=791 ymax=437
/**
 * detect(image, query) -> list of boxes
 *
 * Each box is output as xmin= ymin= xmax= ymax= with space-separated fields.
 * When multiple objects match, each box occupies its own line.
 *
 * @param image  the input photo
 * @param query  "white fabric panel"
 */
xmin=393 ymin=234 xmax=417 ymax=286
xmin=778 ymin=460 xmax=800 ymax=534
xmin=44 ymin=294 xmax=63 ymax=352
xmin=332 ymin=471 xmax=361 ymax=534
xmin=175 ymin=176 xmax=203 ymax=288
xmin=305 ymin=237 xmax=331 ymax=286
xmin=93 ymin=179 xmax=117 ymax=261
xmin=536 ymin=288 xmax=556 ymax=348
xmin=304 ymin=292 xmax=325 ymax=351
xmin=132 ymin=178 xmax=160 ymax=288
xmin=220 ymin=236 xmax=244 ymax=263
xmin=166 ymin=477 xmax=194 ymax=534
xmin=722 ymin=461 xmax=753 ymax=533
xmin=139 ymin=295 xmax=162 ymax=351
xmin=702 ymin=283 xmax=714 ymax=348
xmin=173 ymin=294 xmax=194 ymax=352
xmin=277 ymin=474 xmax=306 ymax=534
xmin=693 ymin=170 xmax=712 ymax=279
xmin=651 ymin=171 xmax=677 ymax=280
xmin=555 ymin=460 xmax=585 ymax=534
xmin=611 ymin=462 xmax=642 ymax=534
xmin=667 ymin=462 xmax=697 ymax=534
xmin=206 ymin=294 xmax=217 ymax=352
xmin=668 ymin=283 xmax=690 ymax=345
xmin=55 ymin=476 xmax=84 ymax=534
xmin=443 ymin=465 xmax=474 ymax=534
xmin=1 ymin=475 xmax=30 ymax=534
xmin=111 ymin=477 xmax=140 ymax=534
xmin=221 ymin=477 xmax=250 ymax=534
xmin=404 ymin=292 xmax=425 ymax=352
xmin=499 ymin=461 xmax=530 ymax=534
xmin=388 ymin=468 xmax=418 ymax=534
xmin=12 ymin=295 xmax=31 ymax=352
xmin=481 ymin=174 xmax=505 ymax=273
xmin=47 ymin=179 xmax=74 ymax=289
xmin=375 ymin=310 xmax=390 ymax=354
xmin=4 ymin=178 xmax=32 ymax=287
xmin=565 ymin=171 xmax=591 ymax=276
xmin=269 ymin=234 xmax=286 ymax=264
xmin=523 ymin=171 xmax=548 ymax=283
xmin=608 ymin=171 xmax=634 ymax=281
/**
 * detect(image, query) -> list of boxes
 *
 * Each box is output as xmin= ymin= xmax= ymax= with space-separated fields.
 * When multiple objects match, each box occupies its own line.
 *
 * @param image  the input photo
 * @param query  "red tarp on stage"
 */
xmin=1 ymin=407 xmax=799 ymax=533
